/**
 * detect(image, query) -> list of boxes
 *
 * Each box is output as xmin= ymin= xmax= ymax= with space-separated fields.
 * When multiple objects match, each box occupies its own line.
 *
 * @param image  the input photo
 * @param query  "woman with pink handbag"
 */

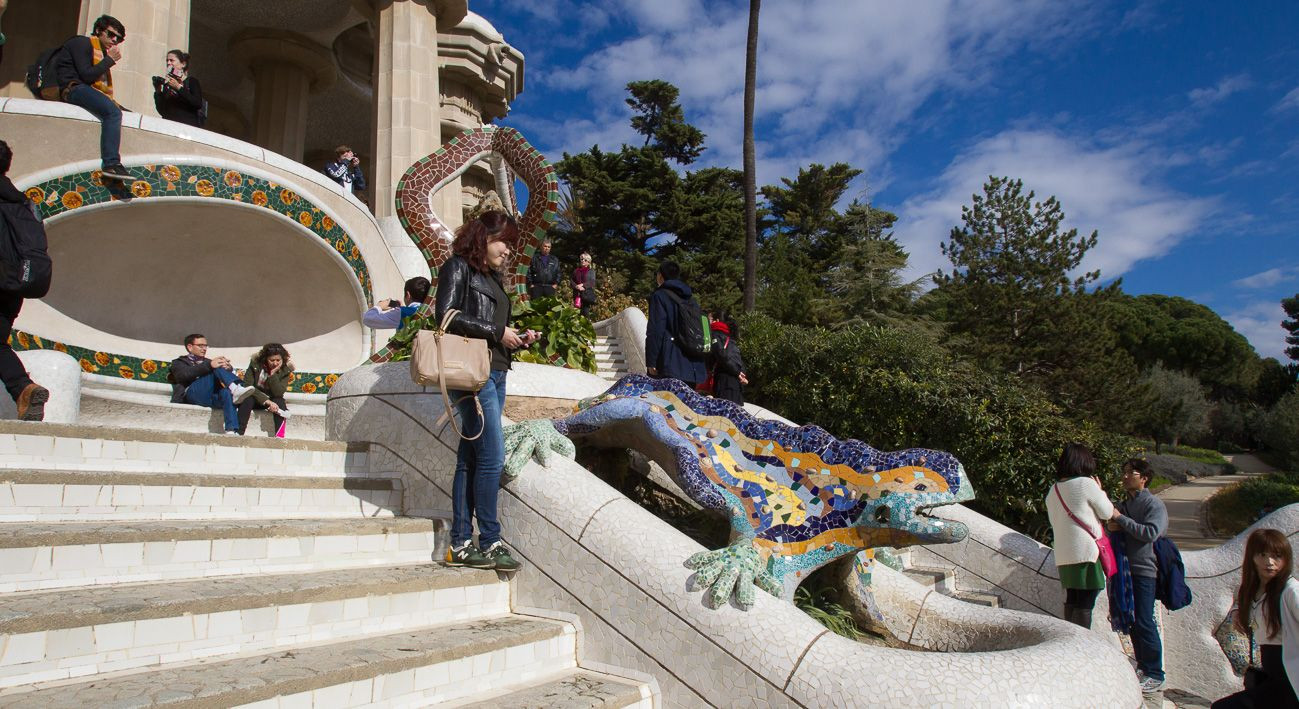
xmin=1045 ymin=443 xmax=1118 ymax=629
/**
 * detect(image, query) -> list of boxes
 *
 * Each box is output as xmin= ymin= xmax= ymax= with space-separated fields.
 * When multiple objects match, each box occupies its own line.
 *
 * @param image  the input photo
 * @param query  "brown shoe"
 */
xmin=16 ymin=383 xmax=49 ymax=422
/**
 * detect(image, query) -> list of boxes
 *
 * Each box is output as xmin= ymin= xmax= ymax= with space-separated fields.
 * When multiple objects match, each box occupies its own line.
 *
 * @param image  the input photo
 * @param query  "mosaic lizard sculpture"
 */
xmin=504 ymin=374 xmax=974 ymax=610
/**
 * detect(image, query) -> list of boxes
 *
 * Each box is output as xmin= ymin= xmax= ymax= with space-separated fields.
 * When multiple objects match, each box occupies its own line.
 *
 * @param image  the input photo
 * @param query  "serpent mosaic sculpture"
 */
xmin=505 ymin=374 xmax=974 ymax=609
xmin=371 ymin=125 xmax=559 ymax=364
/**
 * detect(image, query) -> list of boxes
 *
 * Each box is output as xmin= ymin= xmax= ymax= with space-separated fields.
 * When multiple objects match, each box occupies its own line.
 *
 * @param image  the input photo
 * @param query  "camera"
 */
xmin=151 ymin=75 xmax=165 ymax=87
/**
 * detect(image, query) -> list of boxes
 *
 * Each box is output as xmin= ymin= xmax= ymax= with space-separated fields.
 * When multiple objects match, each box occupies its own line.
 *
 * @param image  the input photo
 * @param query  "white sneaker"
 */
xmin=1138 ymin=676 xmax=1164 ymax=694
xmin=229 ymin=383 xmax=256 ymax=403
xmin=224 ymin=431 xmax=241 ymax=436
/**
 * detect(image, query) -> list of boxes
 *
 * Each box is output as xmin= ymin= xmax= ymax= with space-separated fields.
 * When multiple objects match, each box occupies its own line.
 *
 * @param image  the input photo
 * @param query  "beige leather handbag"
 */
xmin=410 ymin=309 xmax=491 ymax=440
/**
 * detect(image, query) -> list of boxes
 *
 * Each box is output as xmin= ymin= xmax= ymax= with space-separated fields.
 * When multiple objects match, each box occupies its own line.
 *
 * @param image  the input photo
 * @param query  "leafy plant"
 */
xmin=1164 ymin=444 xmax=1229 ymax=465
xmin=1209 ymin=472 xmax=1299 ymax=536
xmin=794 ymin=585 xmax=865 ymax=640
xmin=511 ymin=295 xmax=597 ymax=373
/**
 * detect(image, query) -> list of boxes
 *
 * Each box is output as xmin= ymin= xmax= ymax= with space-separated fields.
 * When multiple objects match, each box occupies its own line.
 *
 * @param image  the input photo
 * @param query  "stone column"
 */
xmin=77 ymin=0 xmax=191 ymax=116
xmin=229 ymin=30 xmax=335 ymax=162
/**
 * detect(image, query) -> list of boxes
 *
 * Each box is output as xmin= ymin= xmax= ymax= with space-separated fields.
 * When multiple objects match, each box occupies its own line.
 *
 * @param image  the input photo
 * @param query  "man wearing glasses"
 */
xmin=167 ymin=334 xmax=256 ymax=435
xmin=1108 ymin=459 xmax=1169 ymax=694
xmin=52 ymin=15 xmax=133 ymax=183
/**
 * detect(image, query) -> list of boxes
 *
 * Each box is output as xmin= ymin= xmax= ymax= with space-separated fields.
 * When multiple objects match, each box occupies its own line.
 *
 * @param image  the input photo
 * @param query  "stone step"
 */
xmin=0 ymin=469 xmax=401 ymax=522
xmin=450 ymin=668 xmax=651 ymax=708
xmin=0 ymin=421 xmax=367 ymax=477
xmin=0 ymin=563 xmax=508 ymax=689
xmin=0 ymin=517 xmax=444 ymax=592
xmin=902 ymin=565 xmax=1001 ymax=608
xmin=0 ymin=615 xmax=572 ymax=707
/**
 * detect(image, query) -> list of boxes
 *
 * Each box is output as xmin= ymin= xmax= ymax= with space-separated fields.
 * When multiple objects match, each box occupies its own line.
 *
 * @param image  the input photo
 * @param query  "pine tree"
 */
xmin=1283 ymin=293 xmax=1299 ymax=362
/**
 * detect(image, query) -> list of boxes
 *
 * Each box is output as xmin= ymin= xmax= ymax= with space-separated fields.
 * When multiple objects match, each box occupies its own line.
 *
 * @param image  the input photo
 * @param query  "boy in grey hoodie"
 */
xmin=1109 ymin=458 xmax=1169 ymax=694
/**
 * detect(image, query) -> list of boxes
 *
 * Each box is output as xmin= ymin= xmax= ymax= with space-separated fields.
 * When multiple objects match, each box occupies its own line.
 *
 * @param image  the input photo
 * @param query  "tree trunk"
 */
xmin=742 ymin=0 xmax=761 ymax=312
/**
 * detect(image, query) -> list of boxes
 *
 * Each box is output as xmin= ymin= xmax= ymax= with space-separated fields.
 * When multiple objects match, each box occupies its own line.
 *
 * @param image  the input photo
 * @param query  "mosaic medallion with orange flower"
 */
xmin=80 ymin=358 xmax=96 ymax=373
xmin=15 ymin=332 xmax=29 ymax=348
xmin=196 ymin=179 xmax=215 ymax=197
xmin=61 ymin=191 xmax=84 ymax=210
xmin=159 ymin=165 xmax=182 ymax=183
xmin=325 ymin=374 xmax=339 ymax=387
xmin=300 ymin=382 xmax=317 ymax=394
xmin=279 ymin=189 xmax=298 ymax=205
xmin=118 ymin=365 xmax=135 ymax=379
xmin=252 ymin=190 xmax=269 ymax=206
xmin=141 ymin=359 xmax=158 ymax=374
xmin=24 ymin=187 xmax=44 ymax=203
xmin=350 ymin=245 xmax=360 ymax=260
xmin=94 ymin=351 xmax=111 ymax=367
xmin=89 ymin=171 xmax=104 ymax=187
xmin=53 ymin=342 xmax=68 ymax=354
xmin=321 ymin=216 xmax=335 ymax=231
xmin=223 ymin=170 xmax=243 ymax=188
xmin=298 ymin=211 xmax=313 ymax=227
xmin=131 ymin=181 xmax=152 ymax=198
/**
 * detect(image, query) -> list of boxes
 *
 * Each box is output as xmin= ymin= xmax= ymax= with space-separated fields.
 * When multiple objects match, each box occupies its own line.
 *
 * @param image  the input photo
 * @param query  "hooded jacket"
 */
xmin=646 ymin=279 xmax=707 ymax=385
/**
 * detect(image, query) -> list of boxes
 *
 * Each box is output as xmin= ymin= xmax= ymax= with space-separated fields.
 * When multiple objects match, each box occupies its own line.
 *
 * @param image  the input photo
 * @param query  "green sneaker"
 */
xmin=445 ymin=542 xmax=492 ymax=568
xmin=483 ymin=541 xmax=521 ymax=572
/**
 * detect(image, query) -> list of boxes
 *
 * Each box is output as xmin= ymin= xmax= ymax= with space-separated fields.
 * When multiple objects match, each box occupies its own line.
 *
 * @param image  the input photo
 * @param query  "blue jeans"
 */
xmin=64 ymin=84 xmax=122 ymax=169
xmin=1131 ymin=575 xmax=1163 ymax=681
xmin=449 ymin=369 xmax=507 ymax=548
xmin=184 ymin=367 xmax=241 ymax=432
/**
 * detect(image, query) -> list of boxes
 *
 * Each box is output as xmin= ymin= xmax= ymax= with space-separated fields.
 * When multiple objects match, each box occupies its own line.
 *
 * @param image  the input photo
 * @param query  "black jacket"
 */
xmin=709 ymin=329 xmax=745 ymax=405
xmin=645 ymin=279 xmax=707 ymax=385
xmin=167 ymin=355 xmax=213 ymax=403
xmin=434 ymin=255 xmax=512 ymax=370
xmin=153 ymin=75 xmax=203 ymax=127
xmin=53 ymin=36 xmax=115 ymax=90
xmin=324 ymin=160 xmax=367 ymax=193
xmin=526 ymin=253 xmax=561 ymax=295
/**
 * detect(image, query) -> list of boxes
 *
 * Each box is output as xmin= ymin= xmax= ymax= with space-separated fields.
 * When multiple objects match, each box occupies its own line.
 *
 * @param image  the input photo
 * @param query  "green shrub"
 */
xmin=1164 ymin=444 xmax=1229 ymax=465
xmin=1261 ymin=391 xmax=1299 ymax=470
xmin=510 ymin=296 xmax=597 ymax=373
xmin=739 ymin=313 xmax=1137 ymax=540
xmin=1209 ymin=472 xmax=1299 ymax=536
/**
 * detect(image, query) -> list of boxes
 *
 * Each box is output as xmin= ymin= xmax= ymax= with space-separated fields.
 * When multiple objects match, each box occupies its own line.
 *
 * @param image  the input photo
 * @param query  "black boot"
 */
xmin=1062 ymin=603 xmax=1077 ymax=625
xmin=1072 ymin=607 xmax=1093 ymax=629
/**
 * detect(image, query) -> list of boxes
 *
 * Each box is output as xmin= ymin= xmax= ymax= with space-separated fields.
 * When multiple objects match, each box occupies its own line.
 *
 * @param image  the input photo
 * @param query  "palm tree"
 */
xmin=742 ymin=0 xmax=761 ymax=312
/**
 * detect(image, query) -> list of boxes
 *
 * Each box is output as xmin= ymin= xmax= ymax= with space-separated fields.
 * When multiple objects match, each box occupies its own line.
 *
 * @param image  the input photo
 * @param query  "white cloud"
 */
xmin=1275 ymin=87 xmax=1299 ymax=113
xmin=1233 ymin=266 xmax=1299 ymax=289
xmin=1187 ymin=74 xmax=1251 ymax=108
xmin=1224 ymin=300 xmax=1290 ymax=361
xmin=894 ymin=129 xmax=1216 ymax=281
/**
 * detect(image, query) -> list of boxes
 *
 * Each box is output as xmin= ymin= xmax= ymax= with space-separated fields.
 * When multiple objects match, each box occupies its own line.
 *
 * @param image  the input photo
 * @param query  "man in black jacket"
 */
xmin=525 ymin=239 xmax=560 ymax=299
xmin=168 ymin=334 xmax=256 ymax=434
xmin=645 ymin=260 xmax=706 ymax=387
xmin=324 ymin=146 xmax=367 ymax=203
xmin=0 ymin=141 xmax=49 ymax=420
xmin=54 ymin=15 xmax=132 ymax=182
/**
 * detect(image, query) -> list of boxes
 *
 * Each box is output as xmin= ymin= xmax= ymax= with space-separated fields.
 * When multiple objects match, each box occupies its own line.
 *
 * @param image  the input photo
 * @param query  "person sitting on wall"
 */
xmin=236 ymin=343 xmax=293 ymax=437
xmin=324 ymin=145 xmax=367 ymax=202
xmin=53 ymin=15 xmax=133 ymax=183
xmin=526 ymin=238 xmax=561 ymax=299
xmin=167 ymin=333 xmax=256 ymax=435
xmin=151 ymin=49 xmax=203 ymax=127
xmin=362 ymin=276 xmax=431 ymax=330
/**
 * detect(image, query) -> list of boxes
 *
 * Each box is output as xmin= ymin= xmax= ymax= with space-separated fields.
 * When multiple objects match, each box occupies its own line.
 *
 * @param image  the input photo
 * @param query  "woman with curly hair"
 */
xmin=435 ymin=210 xmax=539 ymax=571
xmin=236 ymin=343 xmax=292 ymax=436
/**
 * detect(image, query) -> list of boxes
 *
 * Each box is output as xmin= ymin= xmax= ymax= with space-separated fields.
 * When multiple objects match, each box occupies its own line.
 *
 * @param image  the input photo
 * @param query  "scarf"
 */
xmin=89 ymin=36 xmax=114 ymax=98
xmin=710 ymin=321 xmax=731 ymax=336
xmin=1107 ymin=529 xmax=1136 ymax=633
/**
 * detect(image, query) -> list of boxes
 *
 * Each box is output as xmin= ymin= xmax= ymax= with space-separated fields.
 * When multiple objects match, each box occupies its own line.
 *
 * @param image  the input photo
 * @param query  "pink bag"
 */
xmin=1054 ymin=485 xmax=1117 ymax=578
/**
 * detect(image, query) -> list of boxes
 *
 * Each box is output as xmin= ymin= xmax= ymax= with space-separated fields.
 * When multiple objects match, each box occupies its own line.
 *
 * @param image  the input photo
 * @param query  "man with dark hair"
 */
xmin=363 ymin=276 xmax=430 ymax=330
xmin=167 ymin=333 xmax=255 ymax=435
xmin=324 ymin=146 xmax=366 ymax=199
xmin=0 ymin=140 xmax=50 ymax=420
xmin=1109 ymin=458 xmax=1169 ymax=695
xmin=53 ymin=15 xmax=132 ymax=182
xmin=525 ymin=239 xmax=561 ymax=299
xmin=645 ymin=260 xmax=706 ymax=387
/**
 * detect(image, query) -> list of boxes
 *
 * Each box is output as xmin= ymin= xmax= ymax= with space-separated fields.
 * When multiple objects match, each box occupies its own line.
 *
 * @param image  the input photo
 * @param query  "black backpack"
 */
xmin=24 ymin=45 xmax=66 ymax=100
xmin=0 ymin=199 xmax=53 ymax=298
xmin=663 ymin=289 xmax=711 ymax=359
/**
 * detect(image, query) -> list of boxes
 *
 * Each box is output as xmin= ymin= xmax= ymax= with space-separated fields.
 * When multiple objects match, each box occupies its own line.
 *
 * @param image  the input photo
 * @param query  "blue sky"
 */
xmin=476 ymin=0 xmax=1298 ymax=360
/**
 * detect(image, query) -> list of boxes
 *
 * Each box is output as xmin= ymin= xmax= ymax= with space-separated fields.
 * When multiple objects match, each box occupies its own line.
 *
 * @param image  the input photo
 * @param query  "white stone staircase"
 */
xmin=895 ymin=546 xmax=1003 ymax=608
xmin=0 ymin=421 xmax=652 ymax=707
xmin=593 ymin=335 xmax=630 ymax=383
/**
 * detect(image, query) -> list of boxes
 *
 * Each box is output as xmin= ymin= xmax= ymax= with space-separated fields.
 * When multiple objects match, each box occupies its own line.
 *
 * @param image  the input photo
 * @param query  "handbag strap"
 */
xmin=1054 ymin=485 xmax=1100 ymax=542
xmin=431 ymin=308 xmax=484 ymax=442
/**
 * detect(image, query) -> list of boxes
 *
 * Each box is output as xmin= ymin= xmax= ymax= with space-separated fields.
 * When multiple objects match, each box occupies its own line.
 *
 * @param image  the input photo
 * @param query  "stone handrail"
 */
xmin=593 ymin=307 xmax=647 ymax=375
xmin=327 ymin=362 xmax=1140 ymax=708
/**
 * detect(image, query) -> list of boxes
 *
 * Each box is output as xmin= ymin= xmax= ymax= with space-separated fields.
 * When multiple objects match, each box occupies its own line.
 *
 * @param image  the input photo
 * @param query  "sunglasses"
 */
xmin=104 ymin=30 xmax=123 ymax=41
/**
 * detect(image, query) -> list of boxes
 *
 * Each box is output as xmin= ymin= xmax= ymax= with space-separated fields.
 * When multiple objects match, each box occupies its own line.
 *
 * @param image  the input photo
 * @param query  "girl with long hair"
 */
xmin=152 ymin=49 xmax=203 ymax=127
xmin=434 ymin=210 xmax=538 ymax=571
xmin=1044 ymin=442 xmax=1116 ymax=629
xmin=1214 ymin=528 xmax=1299 ymax=708
xmin=236 ymin=343 xmax=292 ymax=436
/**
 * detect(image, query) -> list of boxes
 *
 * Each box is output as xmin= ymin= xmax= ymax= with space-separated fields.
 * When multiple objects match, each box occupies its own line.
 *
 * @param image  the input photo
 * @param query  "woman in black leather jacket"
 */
xmin=435 ymin=210 xmax=537 ymax=572
xmin=152 ymin=49 xmax=203 ymax=127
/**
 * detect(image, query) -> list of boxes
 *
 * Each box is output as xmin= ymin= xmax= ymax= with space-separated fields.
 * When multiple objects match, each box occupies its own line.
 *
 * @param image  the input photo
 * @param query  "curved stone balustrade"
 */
xmin=328 ymin=361 xmax=1141 ymax=707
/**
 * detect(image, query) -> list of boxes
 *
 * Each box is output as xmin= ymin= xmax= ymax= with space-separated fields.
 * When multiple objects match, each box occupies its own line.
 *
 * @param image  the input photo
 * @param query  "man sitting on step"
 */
xmin=167 ymin=333 xmax=256 ymax=435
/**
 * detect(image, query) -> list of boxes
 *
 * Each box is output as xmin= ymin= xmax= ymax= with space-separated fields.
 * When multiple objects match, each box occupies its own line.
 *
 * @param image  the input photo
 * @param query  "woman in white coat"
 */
xmin=1045 ymin=443 xmax=1116 ymax=629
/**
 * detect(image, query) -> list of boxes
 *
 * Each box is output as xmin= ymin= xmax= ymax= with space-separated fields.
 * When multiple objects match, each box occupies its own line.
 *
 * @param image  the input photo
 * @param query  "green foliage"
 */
xmin=1284 ymin=294 xmax=1299 ymax=363
xmin=794 ymin=585 xmax=866 ymax=641
xmin=510 ymin=296 xmax=597 ymax=373
xmin=1162 ymin=444 xmax=1229 ymax=465
xmin=1136 ymin=364 xmax=1212 ymax=448
xmin=625 ymin=79 xmax=706 ymax=164
xmin=739 ymin=313 xmax=1135 ymax=539
xmin=1261 ymin=389 xmax=1299 ymax=470
xmin=1209 ymin=472 xmax=1299 ymax=537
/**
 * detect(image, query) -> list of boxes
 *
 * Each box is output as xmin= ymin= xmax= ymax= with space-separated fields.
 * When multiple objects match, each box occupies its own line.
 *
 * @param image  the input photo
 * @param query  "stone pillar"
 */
xmin=229 ymin=30 xmax=336 ymax=162
xmin=78 ymin=0 xmax=191 ymax=116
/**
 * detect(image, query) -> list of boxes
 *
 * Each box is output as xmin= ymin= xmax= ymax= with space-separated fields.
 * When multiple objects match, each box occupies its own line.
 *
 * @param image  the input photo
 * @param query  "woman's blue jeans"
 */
xmin=449 ymin=369 xmax=507 ymax=548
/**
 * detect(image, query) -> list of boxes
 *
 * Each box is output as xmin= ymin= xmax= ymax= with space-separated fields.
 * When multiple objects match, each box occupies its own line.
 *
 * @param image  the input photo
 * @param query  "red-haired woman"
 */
xmin=1213 ymin=528 xmax=1299 ymax=708
xmin=434 ymin=210 xmax=538 ymax=572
